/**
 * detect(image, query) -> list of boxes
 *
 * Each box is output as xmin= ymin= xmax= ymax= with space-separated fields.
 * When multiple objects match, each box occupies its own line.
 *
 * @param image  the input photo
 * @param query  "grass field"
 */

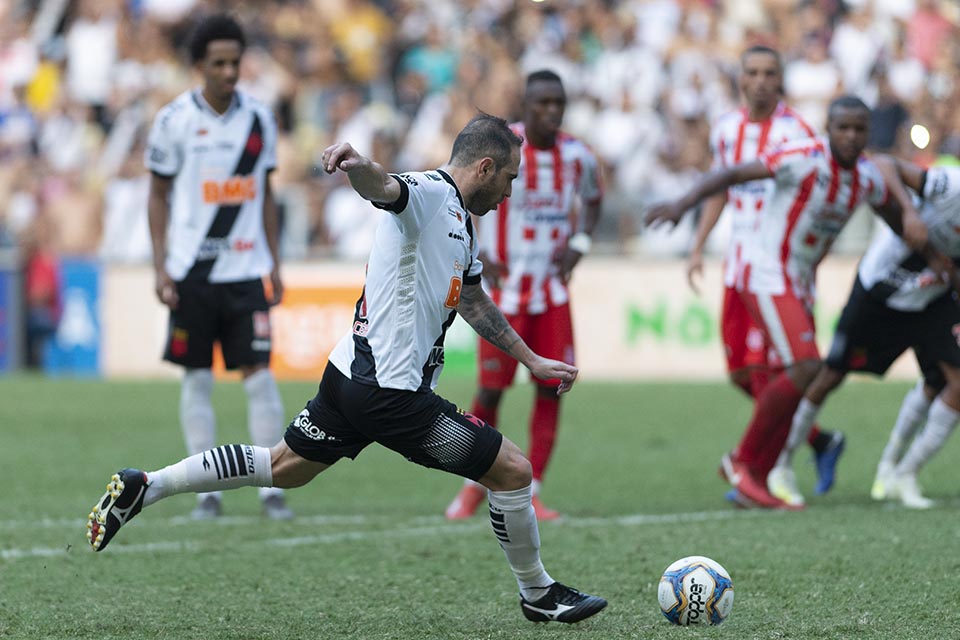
xmin=2 ymin=374 xmax=959 ymax=639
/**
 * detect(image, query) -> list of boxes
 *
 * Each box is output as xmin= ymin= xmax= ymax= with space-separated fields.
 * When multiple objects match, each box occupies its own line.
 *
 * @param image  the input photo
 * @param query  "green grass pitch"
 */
xmin=1 ymin=374 xmax=958 ymax=639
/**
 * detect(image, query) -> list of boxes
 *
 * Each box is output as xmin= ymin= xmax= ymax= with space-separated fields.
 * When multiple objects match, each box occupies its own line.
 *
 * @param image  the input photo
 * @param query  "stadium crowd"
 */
xmin=1 ymin=0 xmax=959 ymax=263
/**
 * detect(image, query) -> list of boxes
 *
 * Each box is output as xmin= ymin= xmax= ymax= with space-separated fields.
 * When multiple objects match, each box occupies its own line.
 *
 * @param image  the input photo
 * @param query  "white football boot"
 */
xmin=767 ymin=464 xmax=805 ymax=507
xmin=894 ymin=473 xmax=935 ymax=509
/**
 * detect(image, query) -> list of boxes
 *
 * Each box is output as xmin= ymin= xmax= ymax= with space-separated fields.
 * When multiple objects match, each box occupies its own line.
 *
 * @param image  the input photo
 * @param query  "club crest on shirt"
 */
xmin=446 ymin=207 xmax=463 ymax=222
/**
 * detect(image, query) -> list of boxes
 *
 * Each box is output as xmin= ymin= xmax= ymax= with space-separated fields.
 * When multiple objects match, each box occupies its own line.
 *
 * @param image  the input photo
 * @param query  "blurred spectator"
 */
xmin=64 ymin=0 xmax=120 ymax=130
xmin=22 ymin=218 xmax=62 ymax=368
xmin=784 ymin=30 xmax=842 ymax=129
xmin=0 ymin=0 xmax=959 ymax=263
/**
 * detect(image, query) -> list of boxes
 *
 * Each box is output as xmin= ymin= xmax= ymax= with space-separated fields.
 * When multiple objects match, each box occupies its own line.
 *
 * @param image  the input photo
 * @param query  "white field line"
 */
xmin=1 ymin=509 xmax=777 ymax=561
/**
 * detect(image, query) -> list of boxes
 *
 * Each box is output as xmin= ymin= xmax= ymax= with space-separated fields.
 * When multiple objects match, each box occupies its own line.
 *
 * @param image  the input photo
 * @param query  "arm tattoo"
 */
xmin=459 ymin=285 xmax=521 ymax=355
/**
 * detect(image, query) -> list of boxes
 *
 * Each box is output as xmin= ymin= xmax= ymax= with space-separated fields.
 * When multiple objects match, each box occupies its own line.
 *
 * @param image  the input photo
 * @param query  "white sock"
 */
xmin=181 ymin=369 xmax=217 ymax=453
xmin=180 ymin=369 xmax=221 ymax=505
xmin=488 ymin=484 xmax=554 ymax=601
xmin=880 ymin=380 xmax=932 ymax=466
xmin=778 ymin=398 xmax=820 ymax=467
xmin=244 ymin=369 xmax=286 ymax=500
xmin=531 ymin=478 xmax=542 ymax=496
xmin=143 ymin=445 xmax=273 ymax=507
xmin=896 ymin=397 xmax=960 ymax=476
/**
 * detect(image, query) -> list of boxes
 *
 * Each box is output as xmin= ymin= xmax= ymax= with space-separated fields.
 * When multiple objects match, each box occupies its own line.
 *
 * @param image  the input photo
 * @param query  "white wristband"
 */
xmin=567 ymin=232 xmax=592 ymax=254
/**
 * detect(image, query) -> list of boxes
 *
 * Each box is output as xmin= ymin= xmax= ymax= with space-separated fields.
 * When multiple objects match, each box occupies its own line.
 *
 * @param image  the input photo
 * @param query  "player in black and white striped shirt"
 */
xmin=88 ymin=114 xmax=607 ymax=624
xmin=145 ymin=15 xmax=290 ymax=521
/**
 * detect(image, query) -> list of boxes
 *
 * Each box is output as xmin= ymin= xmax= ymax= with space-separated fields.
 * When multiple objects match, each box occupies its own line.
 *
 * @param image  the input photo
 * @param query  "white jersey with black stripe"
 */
xmin=327 ymin=170 xmax=483 ymax=392
xmin=858 ymin=165 xmax=960 ymax=311
xmin=145 ymin=89 xmax=278 ymax=283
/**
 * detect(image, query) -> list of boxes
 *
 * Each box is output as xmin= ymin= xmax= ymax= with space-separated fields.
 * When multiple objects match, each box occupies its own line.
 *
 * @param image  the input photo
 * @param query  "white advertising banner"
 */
xmin=101 ymin=258 xmax=919 ymax=381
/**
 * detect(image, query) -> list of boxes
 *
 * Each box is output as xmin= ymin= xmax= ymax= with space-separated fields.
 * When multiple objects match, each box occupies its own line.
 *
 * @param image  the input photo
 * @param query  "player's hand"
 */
xmin=480 ymin=252 xmax=509 ymax=289
xmin=556 ymin=247 xmax=583 ymax=284
xmin=266 ymin=267 xmax=284 ymax=306
xmin=686 ymin=249 xmax=704 ymax=295
xmin=321 ymin=142 xmax=365 ymax=174
xmin=901 ymin=207 xmax=929 ymax=251
xmin=155 ymin=270 xmax=178 ymax=309
xmin=528 ymin=357 xmax=579 ymax=396
xmin=644 ymin=202 xmax=684 ymax=229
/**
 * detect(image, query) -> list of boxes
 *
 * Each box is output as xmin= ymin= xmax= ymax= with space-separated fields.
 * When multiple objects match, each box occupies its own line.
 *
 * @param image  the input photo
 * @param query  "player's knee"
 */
xmin=482 ymin=439 xmax=532 ymax=491
xmin=269 ymin=442 xmax=327 ymax=488
xmin=790 ymin=359 xmax=822 ymax=389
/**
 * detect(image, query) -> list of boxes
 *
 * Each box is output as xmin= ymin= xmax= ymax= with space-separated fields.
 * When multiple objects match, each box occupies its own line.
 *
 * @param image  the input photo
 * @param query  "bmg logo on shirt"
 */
xmin=202 ymin=176 xmax=257 ymax=204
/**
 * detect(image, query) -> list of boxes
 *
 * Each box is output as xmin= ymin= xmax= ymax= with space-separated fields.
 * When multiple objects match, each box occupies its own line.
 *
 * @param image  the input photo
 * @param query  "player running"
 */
xmin=770 ymin=156 xmax=960 ymax=508
xmin=646 ymin=96 xmax=924 ymax=509
xmin=686 ymin=45 xmax=845 ymax=506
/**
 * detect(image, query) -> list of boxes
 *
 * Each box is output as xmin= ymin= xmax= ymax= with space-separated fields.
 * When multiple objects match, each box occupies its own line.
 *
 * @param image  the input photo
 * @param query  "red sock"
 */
xmin=736 ymin=372 xmax=803 ymax=471
xmin=807 ymin=425 xmax=821 ymax=444
xmin=755 ymin=415 xmax=794 ymax=478
xmin=470 ymin=400 xmax=499 ymax=431
xmin=529 ymin=393 xmax=560 ymax=481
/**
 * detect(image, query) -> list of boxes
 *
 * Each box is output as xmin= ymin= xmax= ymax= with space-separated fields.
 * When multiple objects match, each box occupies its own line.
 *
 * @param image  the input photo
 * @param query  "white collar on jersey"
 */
xmin=191 ymin=88 xmax=242 ymax=121
xmin=436 ymin=169 xmax=466 ymax=210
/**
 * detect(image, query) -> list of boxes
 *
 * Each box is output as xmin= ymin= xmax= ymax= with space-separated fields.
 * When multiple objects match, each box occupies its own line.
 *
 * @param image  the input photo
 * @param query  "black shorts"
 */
xmin=825 ymin=277 xmax=960 ymax=389
xmin=284 ymin=362 xmax=503 ymax=481
xmin=163 ymin=278 xmax=271 ymax=369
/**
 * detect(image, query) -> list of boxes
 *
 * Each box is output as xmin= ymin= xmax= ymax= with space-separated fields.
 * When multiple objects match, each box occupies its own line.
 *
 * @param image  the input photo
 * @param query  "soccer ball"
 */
xmin=658 ymin=555 xmax=734 ymax=625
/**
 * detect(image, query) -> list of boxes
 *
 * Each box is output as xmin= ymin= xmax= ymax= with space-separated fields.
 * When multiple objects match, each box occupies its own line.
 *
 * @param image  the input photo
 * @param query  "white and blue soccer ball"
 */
xmin=658 ymin=555 xmax=734 ymax=626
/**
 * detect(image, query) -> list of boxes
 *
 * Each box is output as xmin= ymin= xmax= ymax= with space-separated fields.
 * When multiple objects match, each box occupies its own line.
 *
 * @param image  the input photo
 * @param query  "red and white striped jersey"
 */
xmin=749 ymin=136 xmax=888 ymax=303
xmin=710 ymin=102 xmax=816 ymax=287
xmin=477 ymin=122 xmax=602 ymax=315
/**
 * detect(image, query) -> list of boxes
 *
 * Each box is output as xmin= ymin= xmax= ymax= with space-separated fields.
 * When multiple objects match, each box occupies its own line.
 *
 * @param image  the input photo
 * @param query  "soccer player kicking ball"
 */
xmin=646 ymin=96 xmax=925 ymax=510
xmin=769 ymin=156 xmax=960 ymax=508
xmin=87 ymin=114 xmax=607 ymax=624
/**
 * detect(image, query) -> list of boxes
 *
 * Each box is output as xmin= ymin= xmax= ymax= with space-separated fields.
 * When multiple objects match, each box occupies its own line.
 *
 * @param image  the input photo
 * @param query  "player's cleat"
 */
xmin=520 ymin=582 xmax=607 ymax=623
xmin=767 ymin=465 xmax=806 ymax=507
xmin=870 ymin=460 xmax=896 ymax=501
xmin=532 ymin=495 xmax=560 ymax=521
xmin=191 ymin=494 xmax=222 ymax=520
xmin=87 ymin=468 xmax=148 ymax=552
xmin=262 ymin=494 xmax=294 ymax=521
xmin=813 ymin=431 xmax=845 ymax=495
xmin=719 ymin=453 xmax=796 ymax=510
xmin=445 ymin=484 xmax=486 ymax=520
xmin=893 ymin=473 xmax=935 ymax=510
xmin=724 ymin=488 xmax=757 ymax=509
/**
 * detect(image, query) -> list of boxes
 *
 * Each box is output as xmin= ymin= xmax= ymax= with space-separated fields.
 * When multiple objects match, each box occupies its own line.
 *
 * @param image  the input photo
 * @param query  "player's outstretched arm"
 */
xmin=458 ymin=282 xmax=578 ymax=394
xmin=321 ymin=142 xmax=402 ymax=205
xmin=687 ymin=193 xmax=727 ymax=294
xmin=873 ymin=154 xmax=928 ymax=250
xmin=644 ymin=160 xmax=770 ymax=229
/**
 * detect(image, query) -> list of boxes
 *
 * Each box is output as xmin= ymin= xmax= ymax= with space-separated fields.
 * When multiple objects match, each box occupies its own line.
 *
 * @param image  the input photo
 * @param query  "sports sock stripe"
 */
xmin=215 ymin=447 xmax=230 ymax=478
xmin=233 ymin=444 xmax=248 ymax=476
xmin=489 ymin=508 xmax=510 ymax=542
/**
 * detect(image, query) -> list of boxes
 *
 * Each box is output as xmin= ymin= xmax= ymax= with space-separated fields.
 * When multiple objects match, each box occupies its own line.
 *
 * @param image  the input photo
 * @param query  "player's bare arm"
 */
xmin=644 ymin=160 xmax=772 ymax=229
xmin=557 ymin=199 xmax=602 ymax=283
xmin=262 ymin=176 xmax=284 ymax=305
xmin=458 ymin=281 xmax=578 ymax=394
xmin=687 ymin=193 xmax=727 ymax=294
xmin=147 ymin=173 xmax=178 ymax=309
xmin=321 ymin=142 xmax=402 ymax=204
xmin=873 ymin=155 xmax=928 ymax=251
